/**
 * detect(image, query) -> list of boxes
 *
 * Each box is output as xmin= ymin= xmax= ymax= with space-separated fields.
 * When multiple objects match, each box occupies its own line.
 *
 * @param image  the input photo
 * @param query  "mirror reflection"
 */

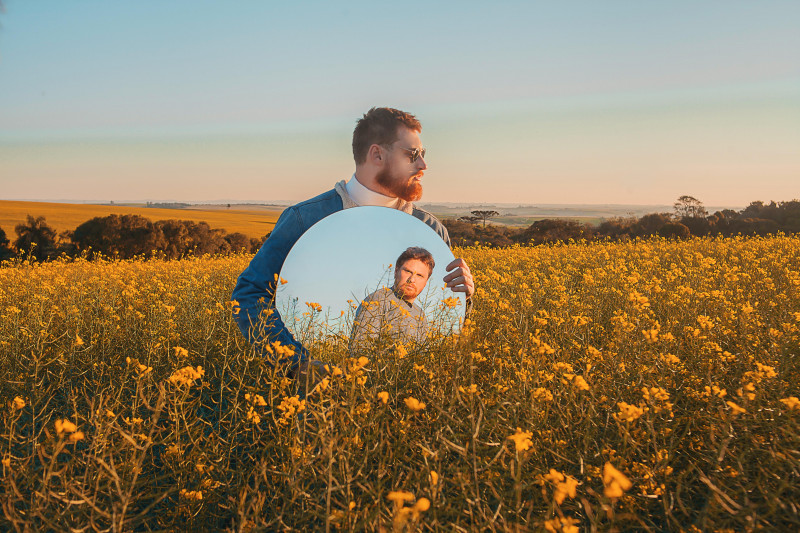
xmin=276 ymin=207 xmax=466 ymax=345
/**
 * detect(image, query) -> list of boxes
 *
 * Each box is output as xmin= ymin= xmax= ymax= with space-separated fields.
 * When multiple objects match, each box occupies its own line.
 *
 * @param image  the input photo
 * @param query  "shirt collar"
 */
xmin=345 ymin=174 xmax=403 ymax=209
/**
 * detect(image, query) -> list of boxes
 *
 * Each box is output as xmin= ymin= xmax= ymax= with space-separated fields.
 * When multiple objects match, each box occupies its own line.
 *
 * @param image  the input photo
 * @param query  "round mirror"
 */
xmin=276 ymin=206 xmax=466 ymax=346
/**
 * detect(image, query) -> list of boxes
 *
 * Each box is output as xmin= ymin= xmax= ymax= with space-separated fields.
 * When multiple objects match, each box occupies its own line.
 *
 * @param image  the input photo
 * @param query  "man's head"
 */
xmin=352 ymin=107 xmax=427 ymax=202
xmin=393 ymin=247 xmax=435 ymax=303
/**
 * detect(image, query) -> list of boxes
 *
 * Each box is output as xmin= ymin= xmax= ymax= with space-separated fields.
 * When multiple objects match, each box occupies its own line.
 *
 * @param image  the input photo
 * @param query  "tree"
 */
xmin=72 ymin=214 xmax=162 ymax=258
xmin=673 ymin=195 xmax=707 ymax=219
xmin=14 ymin=215 xmax=57 ymax=261
xmin=0 ymin=226 xmax=14 ymax=261
xmin=658 ymin=222 xmax=691 ymax=239
xmin=470 ymin=210 xmax=500 ymax=228
xmin=458 ymin=215 xmax=481 ymax=224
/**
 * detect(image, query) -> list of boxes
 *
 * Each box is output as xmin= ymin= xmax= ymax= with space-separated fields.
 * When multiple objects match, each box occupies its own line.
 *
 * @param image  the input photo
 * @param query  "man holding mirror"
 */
xmin=349 ymin=246 xmax=434 ymax=351
xmin=232 ymin=107 xmax=475 ymax=390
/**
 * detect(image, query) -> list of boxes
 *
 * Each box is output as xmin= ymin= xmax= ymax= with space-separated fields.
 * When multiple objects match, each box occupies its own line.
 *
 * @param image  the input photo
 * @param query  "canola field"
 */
xmin=1 ymin=236 xmax=799 ymax=532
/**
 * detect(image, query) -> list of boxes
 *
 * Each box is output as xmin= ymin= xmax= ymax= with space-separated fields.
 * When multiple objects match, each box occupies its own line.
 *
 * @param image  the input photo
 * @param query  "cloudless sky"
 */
xmin=1 ymin=1 xmax=798 ymax=205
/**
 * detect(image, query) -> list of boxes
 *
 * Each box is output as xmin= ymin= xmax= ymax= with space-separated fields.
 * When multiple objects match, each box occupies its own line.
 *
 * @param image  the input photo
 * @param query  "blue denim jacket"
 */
xmin=231 ymin=187 xmax=450 ymax=370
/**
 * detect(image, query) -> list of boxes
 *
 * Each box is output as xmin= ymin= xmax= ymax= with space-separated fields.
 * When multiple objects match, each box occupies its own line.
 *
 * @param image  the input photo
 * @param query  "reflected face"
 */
xmin=393 ymin=258 xmax=431 ymax=303
xmin=376 ymin=127 xmax=428 ymax=202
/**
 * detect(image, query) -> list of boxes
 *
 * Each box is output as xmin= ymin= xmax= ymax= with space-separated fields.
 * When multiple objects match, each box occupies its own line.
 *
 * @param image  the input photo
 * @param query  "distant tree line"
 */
xmin=444 ymin=197 xmax=800 ymax=247
xmin=0 ymin=214 xmax=268 ymax=262
xmin=3 ymin=197 xmax=799 ymax=262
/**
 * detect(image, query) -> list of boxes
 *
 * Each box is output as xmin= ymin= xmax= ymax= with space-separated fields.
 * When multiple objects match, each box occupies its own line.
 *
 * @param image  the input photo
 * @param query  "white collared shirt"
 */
xmin=345 ymin=174 xmax=403 ymax=209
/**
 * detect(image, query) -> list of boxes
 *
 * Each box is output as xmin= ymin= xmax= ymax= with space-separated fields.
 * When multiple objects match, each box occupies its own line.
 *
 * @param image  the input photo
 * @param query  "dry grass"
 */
xmin=1 ymin=236 xmax=799 ymax=531
xmin=0 ymin=200 xmax=281 ymax=239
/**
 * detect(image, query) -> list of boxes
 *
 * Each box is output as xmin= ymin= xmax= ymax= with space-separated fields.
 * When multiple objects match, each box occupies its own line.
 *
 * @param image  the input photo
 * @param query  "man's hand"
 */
xmin=443 ymin=258 xmax=475 ymax=299
xmin=294 ymin=359 xmax=332 ymax=398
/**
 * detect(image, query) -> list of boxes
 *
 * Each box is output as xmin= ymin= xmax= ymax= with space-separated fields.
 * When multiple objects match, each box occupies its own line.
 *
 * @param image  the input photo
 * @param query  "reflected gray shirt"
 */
xmin=349 ymin=287 xmax=428 ymax=349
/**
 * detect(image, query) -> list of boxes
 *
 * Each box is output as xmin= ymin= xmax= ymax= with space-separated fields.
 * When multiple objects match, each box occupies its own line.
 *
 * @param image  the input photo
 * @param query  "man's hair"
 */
xmin=353 ymin=107 xmax=421 ymax=164
xmin=395 ymin=247 xmax=435 ymax=277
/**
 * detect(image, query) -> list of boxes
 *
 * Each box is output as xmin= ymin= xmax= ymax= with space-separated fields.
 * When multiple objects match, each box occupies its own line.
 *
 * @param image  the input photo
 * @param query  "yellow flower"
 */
xmin=615 ymin=402 xmax=644 ymax=422
xmin=572 ymin=375 xmax=589 ymax=391
xmin=69 ymin=431 xmax=85 ymax=443
xmin=544 ymin=516 xmax=579 ymax=533
xmin=603 ymin=462 xmax=632 ymax=498
xmin=11 ymin=396 xmax=25 ymax=410
xmin=179 ymin=489 xmax=203 ymax=501
xmin=168 ymin=365 xmax=204 ymax=387
xmin=780 ymin=396 xmax=800 ymax=410
xmin=726 ymin=401 xmax=746 ymax=416
xmin=508 ymin=428 xmax=533 ymax=452
xmin=430 ymin=470 xmax=439 ymax=486
xmin=404 ymin=397 xmax=426 ymax=412
xmin=554 ymin=476 xmax=579 ymax=504
xmin=377 ymin=391 xmax=389 ymax=404
xmin=543 ymin=469 xmax=564 ymax=483
xmin=75 ymin=333 xmax=84 ymax=346
xmin=1 ymin=457 xmax=10 ymax=468
xmin=55 ymin=419 xmax=78 ymax=435
xmin=533 ymin=388 xmax=554 ymax=402
xmin=386 ymin=491 xmax=415 ymax=507
xmin=414 ymin=497 xmax=430 ymax=512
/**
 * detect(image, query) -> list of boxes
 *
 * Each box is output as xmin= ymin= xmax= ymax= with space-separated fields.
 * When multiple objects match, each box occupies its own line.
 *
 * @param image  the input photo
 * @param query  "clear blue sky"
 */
xmin=1 ymin=1 xmax=798 ymax=205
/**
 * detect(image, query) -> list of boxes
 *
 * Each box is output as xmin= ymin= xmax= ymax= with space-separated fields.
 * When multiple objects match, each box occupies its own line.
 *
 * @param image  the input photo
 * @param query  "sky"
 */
xmin=1 ymin=1 xmax=798 ymax=206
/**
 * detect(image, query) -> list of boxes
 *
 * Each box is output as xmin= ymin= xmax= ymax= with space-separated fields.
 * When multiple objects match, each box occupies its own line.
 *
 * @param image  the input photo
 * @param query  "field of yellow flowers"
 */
xmin=2 ymin=236 xmax=799 ymax=531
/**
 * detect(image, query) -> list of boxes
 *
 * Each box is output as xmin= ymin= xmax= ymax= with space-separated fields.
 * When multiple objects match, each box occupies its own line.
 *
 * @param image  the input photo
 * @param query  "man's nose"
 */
xmin=416 ymin=155 xmax=427 ymax=171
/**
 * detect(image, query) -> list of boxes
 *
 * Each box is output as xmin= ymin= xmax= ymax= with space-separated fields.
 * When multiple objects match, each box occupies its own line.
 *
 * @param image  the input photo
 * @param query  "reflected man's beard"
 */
xmin=376 ymin=166 xmax=423 ymax=202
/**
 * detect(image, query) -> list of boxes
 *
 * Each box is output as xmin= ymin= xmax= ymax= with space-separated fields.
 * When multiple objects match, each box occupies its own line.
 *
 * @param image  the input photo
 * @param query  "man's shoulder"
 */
xmin=364 ymin=286 xmax=393 ymax=303
xmin=278 ymin=188 xmax=343 ymax=228
xmin=411 ymin=205 xmax=451 ymax=246
xmin=290 ymin=189 xmax=342 ymax=212
xmin=411 ymin=205 xmax=441 ymax=224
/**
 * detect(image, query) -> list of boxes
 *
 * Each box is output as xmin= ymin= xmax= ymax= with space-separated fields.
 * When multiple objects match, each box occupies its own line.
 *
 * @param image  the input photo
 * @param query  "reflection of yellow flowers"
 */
xmin=404 ymin=397 xmax=426 ymax=412
xmin=603 ymin=462 xmax=632 ymax=498
xmin=508 ymin=428 xmax=533 ymax=452
xmin=441 ymin=297 xmax=459 ymax=309
xmin=377 ymin=391 xmax=389 ymax=404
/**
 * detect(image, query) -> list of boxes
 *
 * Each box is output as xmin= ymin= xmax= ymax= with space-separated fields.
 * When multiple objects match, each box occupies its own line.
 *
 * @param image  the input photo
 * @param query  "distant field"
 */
xmin=489 ymin=215 xmax=605 ymax=227
xmin=0 ymin=200 xmax=281 ymax=239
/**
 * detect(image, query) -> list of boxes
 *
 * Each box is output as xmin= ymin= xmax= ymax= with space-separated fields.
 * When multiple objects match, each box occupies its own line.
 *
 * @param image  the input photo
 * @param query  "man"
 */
xmin=231 ymin=107 xmax=474 ymax=379
xmin=349 ymin=247 xmax=434 ymax=351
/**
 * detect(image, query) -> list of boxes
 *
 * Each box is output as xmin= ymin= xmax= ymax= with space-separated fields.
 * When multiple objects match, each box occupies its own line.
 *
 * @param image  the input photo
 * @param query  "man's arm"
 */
xmin=231 ymin=207 xmax=308 ymax=369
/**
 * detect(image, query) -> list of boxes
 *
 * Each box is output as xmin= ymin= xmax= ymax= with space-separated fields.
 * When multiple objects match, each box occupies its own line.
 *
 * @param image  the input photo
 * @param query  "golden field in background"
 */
xmin=0 ymin=200 xmax=281 ymax=239
xmin=1 ymin=236 xmax=799 ymax=530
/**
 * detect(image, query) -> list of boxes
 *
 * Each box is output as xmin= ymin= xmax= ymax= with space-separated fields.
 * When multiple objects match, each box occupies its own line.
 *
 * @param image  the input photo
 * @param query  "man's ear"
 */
xmin=368 ymin=144 xmax=384 ymax=165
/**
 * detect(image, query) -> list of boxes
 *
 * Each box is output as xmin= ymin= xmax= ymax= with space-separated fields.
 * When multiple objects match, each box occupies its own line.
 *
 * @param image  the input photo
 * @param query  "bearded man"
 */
xmin=231 ymin=107 xmax=474 ymax=385
xmin=349 ymin=247 xmax=434 ymax=351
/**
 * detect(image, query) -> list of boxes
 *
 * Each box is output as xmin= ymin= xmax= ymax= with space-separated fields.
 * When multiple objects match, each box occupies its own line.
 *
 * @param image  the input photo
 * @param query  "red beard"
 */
xmin=376 ymin=168 xmax=423 ymax=202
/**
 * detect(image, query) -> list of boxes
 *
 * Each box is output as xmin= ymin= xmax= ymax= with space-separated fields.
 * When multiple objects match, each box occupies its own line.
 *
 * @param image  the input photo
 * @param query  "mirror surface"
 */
xmin=277 ymin=206 xmax=466 ymax=343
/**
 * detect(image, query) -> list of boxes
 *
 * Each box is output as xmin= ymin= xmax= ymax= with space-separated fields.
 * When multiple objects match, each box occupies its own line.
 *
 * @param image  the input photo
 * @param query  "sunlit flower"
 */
xmin=508 ymin=428 xmax=533 ymax=452
xmin=780 ymin=397 xmax=800 ymax=410
xmin=726 ymin=401 xmax=746 ymax=416
xmin=377 ymin=391 xmax=389 ymax=404
xmin=404 ymin=397 xmax=426 ymax=412
xmin=603 ymin=462 xmax=632 ymax=498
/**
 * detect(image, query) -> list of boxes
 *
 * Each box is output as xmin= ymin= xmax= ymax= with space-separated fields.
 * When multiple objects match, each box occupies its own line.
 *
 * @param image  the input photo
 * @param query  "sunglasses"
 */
xmin=399 ymin=146 xmax=426 ymax=163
